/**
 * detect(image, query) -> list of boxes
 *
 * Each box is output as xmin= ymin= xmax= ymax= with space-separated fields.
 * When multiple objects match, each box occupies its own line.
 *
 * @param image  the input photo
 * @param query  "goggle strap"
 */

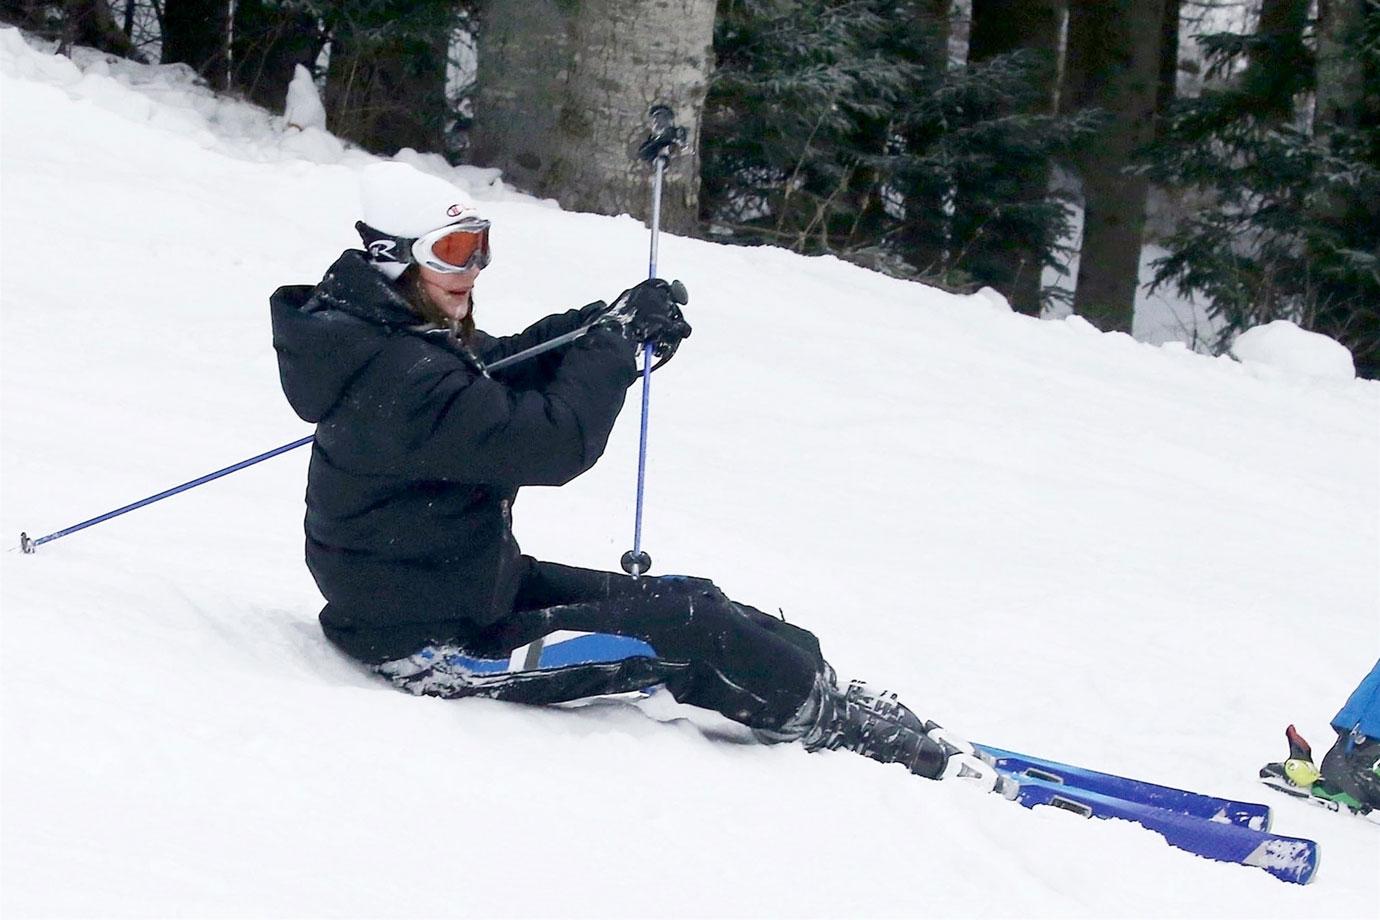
xmin=356 ymin=221 xmax=413 ymax=265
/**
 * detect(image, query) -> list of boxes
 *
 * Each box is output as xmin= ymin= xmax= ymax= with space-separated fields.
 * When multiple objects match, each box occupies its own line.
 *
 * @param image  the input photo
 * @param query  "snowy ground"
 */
xmin=3 ymin=29 xmax=1378 ymax=919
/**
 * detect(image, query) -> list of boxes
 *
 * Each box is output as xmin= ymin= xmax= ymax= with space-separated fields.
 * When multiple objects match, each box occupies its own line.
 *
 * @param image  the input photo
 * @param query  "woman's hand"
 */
xmin=600 ymin=279 xmax=692 ymax=351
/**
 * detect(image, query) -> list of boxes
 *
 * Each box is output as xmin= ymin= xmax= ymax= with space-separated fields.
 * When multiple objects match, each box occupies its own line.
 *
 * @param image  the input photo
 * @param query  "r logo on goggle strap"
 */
xmin=367 ymin=239 xmax=400 ymax=261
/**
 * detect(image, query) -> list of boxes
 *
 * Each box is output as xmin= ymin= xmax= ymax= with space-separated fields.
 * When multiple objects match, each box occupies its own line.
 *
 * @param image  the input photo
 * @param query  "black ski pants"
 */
xmin=383 ymin=560 xmax=827 ymax=732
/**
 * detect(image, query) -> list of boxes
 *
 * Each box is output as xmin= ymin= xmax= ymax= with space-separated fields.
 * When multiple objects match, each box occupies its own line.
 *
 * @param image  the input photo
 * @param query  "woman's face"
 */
xmin=418 ymin=265 xmax=481 ymax=321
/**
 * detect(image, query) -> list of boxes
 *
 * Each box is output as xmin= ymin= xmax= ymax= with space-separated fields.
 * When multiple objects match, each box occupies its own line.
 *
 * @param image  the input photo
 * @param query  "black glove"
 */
xmin=601 ymin=279 xmax=692 ymax=353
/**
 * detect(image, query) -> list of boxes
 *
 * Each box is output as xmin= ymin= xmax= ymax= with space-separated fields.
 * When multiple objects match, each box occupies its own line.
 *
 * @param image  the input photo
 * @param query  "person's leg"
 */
xmin=461 ymin=560 xmax=708 ymax=653
xmin=467 ymin=560 xmax=820 ymax=729
xmin=375 ymin=643 xmax=690 ymax=703
xmin=376 ymin=559 xmax=974 ymax=782
xmin=539 ymin=584 xmax=820 ymax=730
xmin=373 ymin=561 xmax=819 ymax=730
xmin=512 ymin=560 xmax=823 ymax=670
xmin=1319 ymin=659 xmax=1380 ymax=811
xmin=505 ymin=565 xmax=982 ymax=786
xmin=497 ymin=561 xmax=962 ymax=779
xmin=1318 ymin=734 xmax=1380 ymax=811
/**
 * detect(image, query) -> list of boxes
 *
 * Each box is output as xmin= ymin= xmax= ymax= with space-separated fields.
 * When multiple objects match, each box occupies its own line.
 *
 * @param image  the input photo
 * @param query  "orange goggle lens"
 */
xmin=429 ymin=226 xmax=489 ymax=270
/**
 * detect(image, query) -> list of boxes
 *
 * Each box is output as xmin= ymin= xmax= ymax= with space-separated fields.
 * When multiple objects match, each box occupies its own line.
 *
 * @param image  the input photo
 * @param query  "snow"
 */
xmin=966 ymin=285 xmax=1013 ymax=314
xmin=3 ymin=28 xmax=1379 ymax=918
xmin=283 ymin=64 xmax=326 ymax=133
xmin=1231 ymin=320 xmax=1358 ymax=381
xmin=1042 ymin=174 xmax=1225 ymax=351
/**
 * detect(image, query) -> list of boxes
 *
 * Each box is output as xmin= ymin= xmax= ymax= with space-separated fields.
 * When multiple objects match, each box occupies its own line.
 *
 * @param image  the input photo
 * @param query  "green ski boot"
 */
xmin=1261 ymin=724 xmax=1379 ymax=821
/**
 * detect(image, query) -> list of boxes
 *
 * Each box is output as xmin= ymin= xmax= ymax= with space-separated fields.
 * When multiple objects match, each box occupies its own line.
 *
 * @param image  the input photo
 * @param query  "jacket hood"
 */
xmin=270 ymin=250 xmax=421 ymax=423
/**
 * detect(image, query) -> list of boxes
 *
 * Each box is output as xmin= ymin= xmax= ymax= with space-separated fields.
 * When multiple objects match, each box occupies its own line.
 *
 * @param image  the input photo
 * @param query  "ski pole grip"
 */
xmin=648 ymin=104 xmax=675 ymax=134
xmin=637 ymin=104 xmax=687 ymax=164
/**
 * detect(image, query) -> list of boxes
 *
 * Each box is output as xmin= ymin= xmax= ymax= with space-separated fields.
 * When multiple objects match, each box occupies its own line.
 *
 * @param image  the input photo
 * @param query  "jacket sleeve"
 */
xmin=352 ymin=326 xmax=636 ymax=487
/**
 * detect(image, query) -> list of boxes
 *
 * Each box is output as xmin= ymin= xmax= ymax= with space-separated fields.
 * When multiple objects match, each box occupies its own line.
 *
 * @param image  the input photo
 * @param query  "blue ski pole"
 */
xmin=18 ymin=307 xmax=618 ymax=554
xmin=620 ymin=105 xmax=686 ymax=578
xmin=19 ymin=435 xmax=314 ymax=553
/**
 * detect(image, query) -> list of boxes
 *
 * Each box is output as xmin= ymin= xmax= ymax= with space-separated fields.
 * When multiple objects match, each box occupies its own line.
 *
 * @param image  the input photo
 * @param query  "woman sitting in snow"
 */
xmin=270 ymin=162 xmax=987 ymax=784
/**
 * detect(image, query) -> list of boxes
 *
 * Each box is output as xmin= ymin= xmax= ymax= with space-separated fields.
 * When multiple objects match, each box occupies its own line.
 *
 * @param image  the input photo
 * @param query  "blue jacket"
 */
xmin=1333 ymin=659 xmax=1380 ymax=739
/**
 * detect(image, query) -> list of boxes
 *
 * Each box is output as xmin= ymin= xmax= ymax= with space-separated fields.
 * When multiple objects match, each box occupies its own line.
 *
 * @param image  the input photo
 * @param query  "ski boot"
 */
xmin=1320 ymin=726 xmax=1380 ymax=817
xmin=786 ymin=678 xmax=999 ymax=791
xmin=1260 ymin=724 xmax=1379 ymax=820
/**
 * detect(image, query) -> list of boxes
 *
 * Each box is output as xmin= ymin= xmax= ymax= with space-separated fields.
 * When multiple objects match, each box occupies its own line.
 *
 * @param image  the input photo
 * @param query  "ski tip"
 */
xmin=1243 ymin=835 xmax=1321 ymax=885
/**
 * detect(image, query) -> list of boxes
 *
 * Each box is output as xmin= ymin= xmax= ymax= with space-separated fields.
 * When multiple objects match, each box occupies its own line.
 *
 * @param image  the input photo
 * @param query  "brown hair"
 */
xmin=398 ymin=264 xmax=476 ymax=343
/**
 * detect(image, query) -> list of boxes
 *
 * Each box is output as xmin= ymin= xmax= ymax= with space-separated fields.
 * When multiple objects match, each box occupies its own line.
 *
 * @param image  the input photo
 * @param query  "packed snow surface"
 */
xmin=3 ymin=29 xmax=1378 ymax=919
xmin=1232 ymin=320 xmax=1358 ymax=381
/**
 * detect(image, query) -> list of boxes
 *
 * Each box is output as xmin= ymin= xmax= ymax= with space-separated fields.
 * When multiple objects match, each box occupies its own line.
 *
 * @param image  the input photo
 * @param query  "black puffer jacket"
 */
xmin=270 ymin=251 xmax=636 ymax=663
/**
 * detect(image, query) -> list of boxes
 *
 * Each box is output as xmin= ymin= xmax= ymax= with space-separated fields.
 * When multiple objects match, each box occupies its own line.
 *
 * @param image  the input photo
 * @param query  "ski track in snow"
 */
xmin=2 ymin=28 xmax=1378 ymax=919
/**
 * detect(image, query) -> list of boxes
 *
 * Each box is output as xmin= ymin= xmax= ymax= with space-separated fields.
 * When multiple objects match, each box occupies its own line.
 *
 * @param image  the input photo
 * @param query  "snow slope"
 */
xmin=3 ymin=30 xmax=1378 ymax=918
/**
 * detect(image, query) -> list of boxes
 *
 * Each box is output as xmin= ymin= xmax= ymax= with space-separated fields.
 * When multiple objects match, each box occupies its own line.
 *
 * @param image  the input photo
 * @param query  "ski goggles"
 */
xmin=413 ymin=218 xmax=491 ymax=273
xmin=357 ymin=218 xmax=492 ymax=273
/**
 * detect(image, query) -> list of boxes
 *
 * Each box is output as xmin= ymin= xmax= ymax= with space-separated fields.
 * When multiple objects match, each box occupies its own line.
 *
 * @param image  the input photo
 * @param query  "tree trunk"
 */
xmin=472 ymin=0 xmax=716 ymax=234
xmin=1155 ymin=0 xmax=1179 ymax=140
xmin=1308 ymin=0 xmax=1374 ymax=376
xmin=1315 ymin=0 xmax=1366 ymax=133
xmin=232 ymin=0 xmax=323 ymax=112
xmin=470 ymin=0 xmax=572 ymax=194
xmin=162 ymin=0 xmax=228 ymax=87
xmin=1063 ymin=0 xmax=1166 ymax=334
xmin=926 ymin=0 xmax=951 ymax=64
xmin=965 ymin=0 xmax=1062 ymax=315
xmin=1245 ymin=0 xmax=1310 ymax=120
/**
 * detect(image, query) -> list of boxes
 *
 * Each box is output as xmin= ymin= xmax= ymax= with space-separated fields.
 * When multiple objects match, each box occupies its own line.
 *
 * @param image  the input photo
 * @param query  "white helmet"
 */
xmin=355 ymin=162 xmax=489 ymax=279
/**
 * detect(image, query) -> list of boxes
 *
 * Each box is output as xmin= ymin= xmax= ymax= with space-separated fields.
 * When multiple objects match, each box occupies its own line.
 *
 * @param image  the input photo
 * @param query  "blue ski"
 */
xmin=976 ymin=744 xmax=1272 ymax=830
xmin=480 ymin=640 xmax=1319 ymax=882
xmin=996 ymin=772 xmax=1318 ymax=885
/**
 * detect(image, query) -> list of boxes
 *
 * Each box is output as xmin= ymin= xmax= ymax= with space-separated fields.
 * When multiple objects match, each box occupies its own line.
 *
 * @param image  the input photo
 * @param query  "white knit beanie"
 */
xmin=356 ymin=162 xmax=482 ymax=279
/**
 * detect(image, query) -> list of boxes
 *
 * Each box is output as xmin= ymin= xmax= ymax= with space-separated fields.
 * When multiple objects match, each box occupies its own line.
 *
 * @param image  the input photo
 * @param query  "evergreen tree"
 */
xmin=323 ymin=0 xmax=456 ymax=156
xmin=162 ymin=0 xmax=229 ymax=87
xmin=894 ymin=47 xmax=1093 ymax=305
xmin=231 ymin=0 xmax=324 ymax=111
xmin=700 ymin=0 xmax=1090 ymax=306
xmin=701 ymin=0 xmax=919 ymax=255
xmin=1149 ymin=0 xmax=1380 ymax=377
xmin=965 ymin=0 xmax=1062 ymax=315
xmin=1 ymin=0 xmax=143 ymax=59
